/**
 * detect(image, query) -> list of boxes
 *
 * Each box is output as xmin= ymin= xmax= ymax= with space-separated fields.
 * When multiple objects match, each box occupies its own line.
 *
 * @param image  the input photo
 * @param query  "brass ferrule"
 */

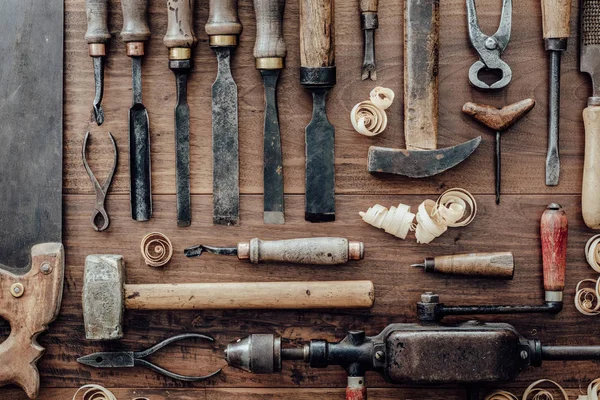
xmin=210 ymin=35 xmax=237 ymax=47
xmin=126 ymin=42 xmax=145 ymax=57
xmin=237 ymin=242 xmax=250 ymax=260
xmin=348 ymin=241 xmax=365 ymax=261
xmin=169 ymin=47 xmax=191 ymax=60
xmin=256 ymin=57 xmax=284 ymax=70
xmin=89 ymin=43 xmax=106 ymax=57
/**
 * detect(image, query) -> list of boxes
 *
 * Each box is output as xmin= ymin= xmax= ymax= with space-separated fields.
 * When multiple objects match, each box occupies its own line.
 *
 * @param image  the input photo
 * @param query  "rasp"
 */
xmin=122 ymin=0 xmax=152 ymax=221
xmin=85 ymin=0 xmax=110 ymax=125
xmin=360 ymin=0 xmax=378 ymax=80
xmin=253 ymin=0 xmax=287 ymax=224
xmin=300 ymin=0 xmax=336 ymax=223
xmin=164 ymin=0 xmax=197 ymax=227
xmin=206 ymin=0 xmax=243 ymax=226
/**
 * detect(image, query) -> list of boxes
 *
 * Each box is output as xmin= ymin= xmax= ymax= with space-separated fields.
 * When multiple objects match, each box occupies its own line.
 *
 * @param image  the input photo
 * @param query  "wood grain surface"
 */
xmin=3 ymin=0 xmax=598 ymax=398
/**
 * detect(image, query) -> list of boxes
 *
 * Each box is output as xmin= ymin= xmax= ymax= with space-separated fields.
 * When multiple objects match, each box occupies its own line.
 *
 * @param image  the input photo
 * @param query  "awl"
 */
xmin=185 ymin=237 xmax=363 ymax=265
xmin=122 ymin=0 xmax=152 ymax=221
xmin=300 ymin=0 xmax=336 ymax=222
xmin=360 ymin=0 xmax=378 ymax=80
xmin=85 ymin=0 xmax=110 ymax=125
xmin=164 ymin=0 xmax=198 ymax=227
xmin=253 ymin=0 xmax=287 ymax=225
xmin=206 ymin=0 xmax=242 ymax=226
xmin=411 ymin=252 xmax=515 ymax=279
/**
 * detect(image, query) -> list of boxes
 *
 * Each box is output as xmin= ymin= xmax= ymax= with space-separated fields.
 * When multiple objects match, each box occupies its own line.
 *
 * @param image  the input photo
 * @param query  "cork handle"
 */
xmin=433 ymin=252 xmax=514 ymax=279
xmin=300 ymin=0 xmax=335 ymax=67
xmin=582 ymin=106 xmax=600 ymax=229
xmin=541 ymin=0 xmax=572 ymax=39
xmin=360 ymin=0 xmax=378 ymax=12
xmin=247 ymin=237 xmax=352 ymax=265
xmin=121 ymin=0 xmax=151 ymax=43
xmin=85 ymin=0 xmax=110 ymax=44
xmin=540 ymin=204 xmax=568 ymax=293
xmin=253 ymin=0 xmax=287 ymax=60
xmin=164 ymin=0 xmax=197 ymax=49
xmin=206 ymin=0 xmax=243 ymax=37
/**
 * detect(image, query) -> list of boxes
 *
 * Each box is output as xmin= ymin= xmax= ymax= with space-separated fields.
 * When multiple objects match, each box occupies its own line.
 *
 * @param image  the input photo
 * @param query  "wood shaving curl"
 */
xmin=141 ymin=232 xmax=173 ymax=268
xmin=586 ymin=234 xmax=600 ymax=273
xmin=580 ymin=378 xmax=600 ymax=400
xmin=359 ymin=203 xmax=415 ymax=239
xmin=575 ymin=278 xmax=600 ymax=316
xmin=485 ymin=379 xmax=569 ymax=400
xmin=350 ymin=87 xmax=395 ymax=136
xmin=484 ymin=391 xmax=519 ymax=400
xmin=369 ymin=87 xmax=395 ymax=110
xmin=73 ymin=385 xmax=150 ymax=400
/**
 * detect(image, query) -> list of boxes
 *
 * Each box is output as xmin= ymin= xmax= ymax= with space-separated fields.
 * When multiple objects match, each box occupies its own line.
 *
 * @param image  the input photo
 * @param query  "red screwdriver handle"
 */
xmin=540 ymin=203 xmax=568 ymax=299
xmin=346 ymin=376 xmax=367 ymax=400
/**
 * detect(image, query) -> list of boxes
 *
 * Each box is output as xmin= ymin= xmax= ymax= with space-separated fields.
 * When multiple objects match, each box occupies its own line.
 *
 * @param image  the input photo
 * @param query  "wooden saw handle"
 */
xmin=125 ymin=280 xmax=374 ymax=310
xmin=583 ymin=106 xmax=600 ymax=228
xmin=206 ymin=0 xmax=243 ymax=44
xmin=0 ymin=243 xmax=64 ymax=399
xmin=164 ymin=0 xmax=197 ymax=49
xmin=253 ymin=0 xmax=286 ymax=62
xmin=241 ymin=237 xmax=363 ymax=264
xmin=85 ymin=0 xmax=110 ymax=44
xmin=360 ymin=0 xmax=378 ymax=12
xmin=540 ymin=204 xmax=567 ymax=296
xmin=121 ymin=0 xmax=151 ymax=43
xmin=300 ymin=0 xmax=335 ymax=68
xmin=541 ymin=0 xmax=572 ymax=39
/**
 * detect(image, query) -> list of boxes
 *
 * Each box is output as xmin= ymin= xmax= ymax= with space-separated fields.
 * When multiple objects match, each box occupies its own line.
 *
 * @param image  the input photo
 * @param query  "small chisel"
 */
xmin=206 ymin=0 xmax=243 ymax=226
xmin=253 ymin=0 xmax=287 ymax=225
xmin=85 ymin=0 xmax=110 ymax=125
xmin=164 ymin=0 xmax=198 ymax=227
xmin=185 ymin=237 xmax=364 ymax=265
xmin=411 ymin=252 xmax=515 ymax=279
xmin=300 ymin=0 xmax=336 ymax=222
xmin=122 ymin=0 xmax=152 ymax=221
xmin=360 ymin=0 xmax=378 ymax=80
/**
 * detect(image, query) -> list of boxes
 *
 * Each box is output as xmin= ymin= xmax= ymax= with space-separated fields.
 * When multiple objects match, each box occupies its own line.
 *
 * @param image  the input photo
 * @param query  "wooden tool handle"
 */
xmin=433 ymin=252 xmax=514 ymax=279
xmin=360 ymin=0 xmax=378 ymax=12
xmin=462 ymin=99 xmax=536 ymax=132
xmin=121 ymin=0 xmax=151 ymax=43
xmin=85 ymin=0 xmax=110 ymax=44
xmin=0 ymin=243 xmax=64 ymax=399
xmin=242 ymin=237 xmax=363 ymax=264
xmin=253 ymin=0 xmax=286 ymax=61
xmin=541 ymin=0 xmax=572 ymax=39
xmin=583 ymin=106 xmax=600 ymax=229
xmin=300 ymin=0 xmax=335 ymax=68
xmin=540 ymin=204 xmax=567 ymax=295
xmin=125 ymin=281 xmax=374 ymax=309
xmin=164 ymin=0 xmax=197 ymax=49
xmin=206 ymin=0 xmax=243 ymax=37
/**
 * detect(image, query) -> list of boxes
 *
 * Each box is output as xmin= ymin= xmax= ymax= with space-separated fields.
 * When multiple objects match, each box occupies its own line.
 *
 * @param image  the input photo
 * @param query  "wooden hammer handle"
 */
xmin=206 ymin=0 xmax=243 ymax=38
xmin=164 ymin=0 xmax=197 ymax=49
xmin=121 ymin=0 xmax=151 ymax=43
xmin=125 ymin=281 xmax=374 ymax=310
xmin=300 ymin=0 xmax=335 ymax=68
xmin=541 ymin=0 xmax=572 ymax=39
xmin=85 ymin=0 xmax=110 ymax=44
xmin=253 ymin=0 xmax=287 ymax=60
xmin=540 ymin=204 xmax=567 ymax=296
xmin=582 ymin=106 xmax=600 ymax=229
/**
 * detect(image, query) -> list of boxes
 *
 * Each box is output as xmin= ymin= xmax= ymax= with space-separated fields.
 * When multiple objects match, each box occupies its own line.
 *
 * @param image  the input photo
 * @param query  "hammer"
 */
xmin=83 ymin=255 xmax=375 ymax=340
xmin=367 ymin=0 xmax=481 ymax=177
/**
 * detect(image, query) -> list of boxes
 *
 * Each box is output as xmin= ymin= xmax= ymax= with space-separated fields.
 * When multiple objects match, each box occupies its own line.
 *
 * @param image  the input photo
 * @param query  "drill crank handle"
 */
xmin=206 ymin=0 xmax=243 ymax=46
xmin=253 ymin=0 xmax=286 ymax=67
xmin=164 ymin=0 xmax=198 ymax=53
xmin=540 ymin=203 xmax=567 ymax=302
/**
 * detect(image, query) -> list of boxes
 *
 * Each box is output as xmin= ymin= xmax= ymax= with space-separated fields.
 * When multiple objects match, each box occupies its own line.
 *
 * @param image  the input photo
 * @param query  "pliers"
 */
xmin=467 ymin=0 xmax=512 ymax=90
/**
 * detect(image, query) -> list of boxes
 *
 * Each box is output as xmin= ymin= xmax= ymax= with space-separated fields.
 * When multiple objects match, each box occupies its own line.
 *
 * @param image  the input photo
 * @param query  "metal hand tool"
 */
xmin=85 ymin=0 xmax=110 ymax=125
xmin=78 ymin=333 xmax=222 ymax=381
xmin=184 ymin=237 xmax=364 ymax=264
xmin=82 ymin=132 xmax=118 ymax=232
xmin=360 ymin=0 xmax=378 ymax=80
xmin=83 ymin=255 xmax=374 ymax=340
xmin=122 ymin=0 xmax=152 ymax=221
xmin=367 ymin=0 xmax=481 ymax=177
xmin=253 ymin=0 xmax=287 ymax=224
xmin=462 ymin=99 xmax=536 ymax=204
xmin=164 ymin=0 xmax=198 ymax=227
xmin=466 ymin=0 xmax=512 ymax=90
xmin=0 ymin=0 xmax=64 ymax=396
xmin=300 ymin=0 xmax=336 ymax=222
xmin=411 ymin=252 xmax=514 ymax=279
xmin=543 ymin=0 xmax=572 ymax=186
xmin=581 ymin=0 xmax=600 ymax=229
xmin=206 ymin=0 xmax=243 ymax=226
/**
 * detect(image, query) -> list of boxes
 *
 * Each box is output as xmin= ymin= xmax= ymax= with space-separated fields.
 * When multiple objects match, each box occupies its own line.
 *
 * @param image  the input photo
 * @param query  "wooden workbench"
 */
xmin=4 ymin=0 xmax=600 ymax=398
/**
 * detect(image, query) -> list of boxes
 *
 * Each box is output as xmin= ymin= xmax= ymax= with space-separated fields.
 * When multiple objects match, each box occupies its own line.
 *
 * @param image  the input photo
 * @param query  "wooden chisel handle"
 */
xmin=85 ymin=0 xmax=110 ymax=56
xmin=583 ymin=106 xmax=600 ymax=229
xmin=164 ymin=0 xmax=197 ymax=50
xmin=300 ymin=0 xmax=335 ymax=68
xmin=540 ymin=204 xmax=567 ymax=301
xmin=360 ymin=0 xmax=378 ymax=13
xmin=121 ymin=0 xmax=150 ymax=56
xmin=422 ymin=252 xmax=514 ymax=279
xmin=206 ymin=0 xmax=243 ymax=46
xmin=125 ymin=281 xmax=375 ymax=309
xmin=253 ymin=0 xmax=286 ymax=68
xmin=541 ymin=0 xmax=572 ymax=40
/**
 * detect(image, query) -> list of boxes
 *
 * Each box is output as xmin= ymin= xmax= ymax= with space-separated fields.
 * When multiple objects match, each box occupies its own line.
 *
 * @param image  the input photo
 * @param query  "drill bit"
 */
xmin=360 ymin=0 xmax=379 ymax=80
xmin=85 ymin=0 xmax=111 ymax=125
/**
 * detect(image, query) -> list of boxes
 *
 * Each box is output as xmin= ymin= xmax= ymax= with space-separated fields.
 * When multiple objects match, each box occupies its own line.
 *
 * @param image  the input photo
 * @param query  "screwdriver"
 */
xmin=411 ymin=252 xmax=514 ymax=279
xmin=360 ymin=0 xmax=378 ymax=80
xmin=85 ymin=0 xmax=111 ymax=125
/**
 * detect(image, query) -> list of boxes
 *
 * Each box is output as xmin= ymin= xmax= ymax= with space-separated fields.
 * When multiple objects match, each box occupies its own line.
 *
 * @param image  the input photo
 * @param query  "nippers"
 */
xmin=82 ymin=131 xmax=117 ymax=232
xmin=467 ymin=0 xmax=512 ymax=90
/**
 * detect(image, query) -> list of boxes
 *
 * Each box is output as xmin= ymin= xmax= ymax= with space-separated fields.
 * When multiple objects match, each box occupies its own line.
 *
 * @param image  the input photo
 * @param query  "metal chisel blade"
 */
xmin=362 ymin=29 xmax=376 ymax=81
xmin=305 ymin=89 xmax=335 ymax=222
xmin=212 ymin=47 xmax=240 ymax=226
xmin=92 ymin=56 xmax=105 ymax=125
xmin=174 ymin=71 xmax=191 ymax=227
xmin=261 ymin=69 xmax=285 ymax=225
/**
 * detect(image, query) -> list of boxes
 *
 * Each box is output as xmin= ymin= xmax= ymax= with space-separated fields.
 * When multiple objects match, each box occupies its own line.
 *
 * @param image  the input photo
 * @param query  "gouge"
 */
xmin=85 ymin=0 xmax=110 ymax=125
xmin=300 ymin=0 xmax=336 ymax=222
xmin=122 ymin=0 xmax=152 ymax=221
xmin=184 ymin=237 xmax=364 ymax=264
xmin=254 ymin=0 xmax=287 ymax=225
xmin=542 ymin=0 xmax=572 ymax=186
xmin=206 ymin=0 xmax=242 ymax=226
xmin=411 ymin=252 xmax=515 ymax=279
xmin=164 ymin=0 xmax=198 ymax=227
xmin=360 ymin=0 xmax=378 ymax=80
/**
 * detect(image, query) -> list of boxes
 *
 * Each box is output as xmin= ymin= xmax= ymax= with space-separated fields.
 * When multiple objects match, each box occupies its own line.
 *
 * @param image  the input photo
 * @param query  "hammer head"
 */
xmin=83 ymin=254 xmax=125 ymax=340
xmin=367 ymin=137 xmax=482 ymax=177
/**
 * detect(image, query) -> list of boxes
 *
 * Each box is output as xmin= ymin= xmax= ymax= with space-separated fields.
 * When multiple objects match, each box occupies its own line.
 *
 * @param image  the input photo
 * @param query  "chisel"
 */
xmin=300 ymin=0 xmax=336 ymax=223
xmin=206 ymin=0 xmax=243 ymax=226
xmin=411 ymin=252 xmax=515 ymax=279
xmin=85 ymin=0 xmax=110 ymax=125
xmin=360 ymin=0 xmax=378 ymax=80
xmin=122 ymin=0 xmax=152 ymax=221
xmin=253 ymin=0 xmax=287 ymax=224
xmin=164 ymin=0 xmax=197 ymax=227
